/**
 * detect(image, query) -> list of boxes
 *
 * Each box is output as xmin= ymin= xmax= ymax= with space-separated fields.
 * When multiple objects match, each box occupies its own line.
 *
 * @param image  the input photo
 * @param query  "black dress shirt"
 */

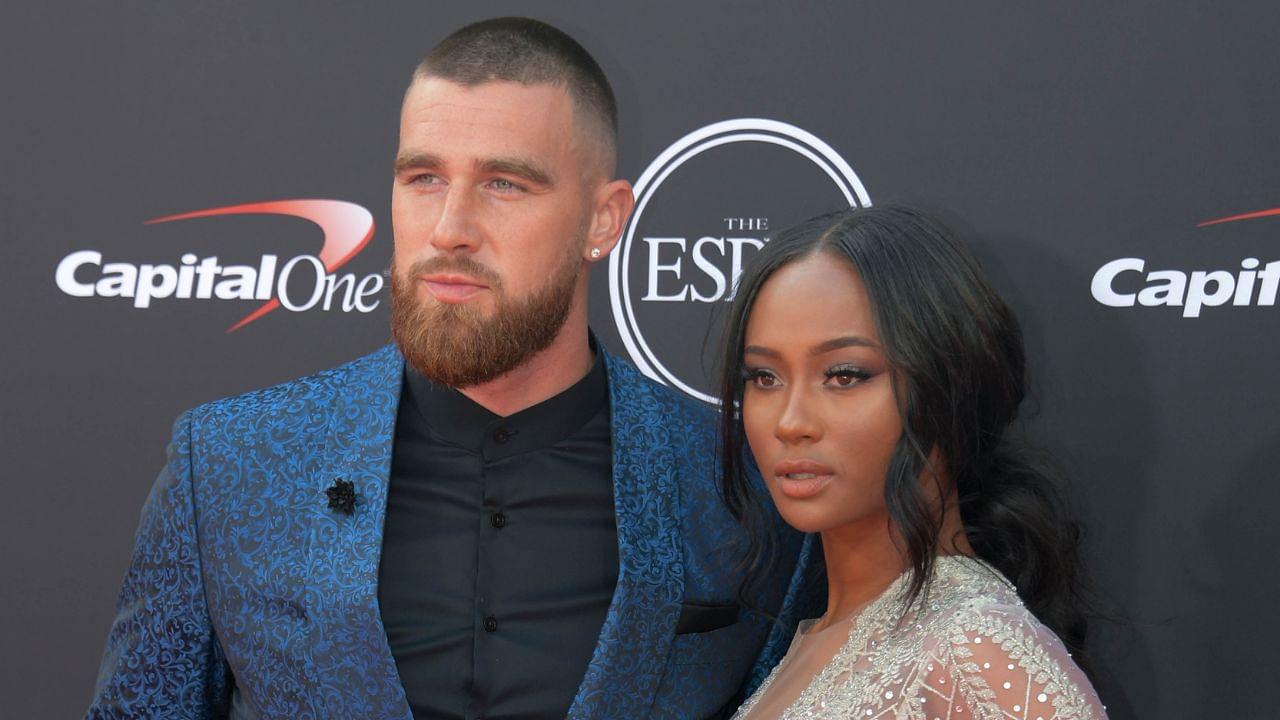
xmin=378 ymin=351 xmax=618 ymax=720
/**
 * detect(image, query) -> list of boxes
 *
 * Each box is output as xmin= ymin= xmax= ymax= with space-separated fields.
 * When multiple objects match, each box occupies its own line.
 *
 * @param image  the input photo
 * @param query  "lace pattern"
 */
xmin=733 ymin=555 xmax=1107 ymax=720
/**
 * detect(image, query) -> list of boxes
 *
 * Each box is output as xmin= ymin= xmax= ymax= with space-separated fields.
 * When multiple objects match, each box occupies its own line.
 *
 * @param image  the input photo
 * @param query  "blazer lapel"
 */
xmin=568 ymin=353 xmax=686 ymax=719
xmin=304 ymin=344 xmax=413 ymax=719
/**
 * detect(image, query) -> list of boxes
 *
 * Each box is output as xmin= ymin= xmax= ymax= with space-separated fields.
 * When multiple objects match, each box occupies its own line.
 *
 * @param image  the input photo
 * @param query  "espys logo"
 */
xmin=54 ymin=199 xmax=381 ymax=332
xmin=609 ymin=119 xmax=869 ymax=403
xmin=1091 ymin=207 xmax=1280 ymax=317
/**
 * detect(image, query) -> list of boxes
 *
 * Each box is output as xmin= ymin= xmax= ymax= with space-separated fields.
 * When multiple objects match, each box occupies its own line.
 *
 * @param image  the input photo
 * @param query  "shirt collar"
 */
xmin=403 ymin=339 xmax=609 ymax=462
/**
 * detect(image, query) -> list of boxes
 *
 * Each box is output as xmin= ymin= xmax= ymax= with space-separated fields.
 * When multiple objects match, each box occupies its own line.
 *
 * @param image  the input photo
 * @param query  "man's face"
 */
xmin=390 ymin=77 xmax=599 ymax=386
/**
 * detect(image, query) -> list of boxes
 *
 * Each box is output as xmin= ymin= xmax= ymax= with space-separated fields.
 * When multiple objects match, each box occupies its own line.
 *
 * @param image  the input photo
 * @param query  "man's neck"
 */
xmin=457 ymin=318 xmax=595 ymax=418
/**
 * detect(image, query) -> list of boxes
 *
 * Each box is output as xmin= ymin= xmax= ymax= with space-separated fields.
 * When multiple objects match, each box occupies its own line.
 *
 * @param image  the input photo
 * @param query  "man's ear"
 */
xmin=583 ymin=179 xmax=635 ymax=261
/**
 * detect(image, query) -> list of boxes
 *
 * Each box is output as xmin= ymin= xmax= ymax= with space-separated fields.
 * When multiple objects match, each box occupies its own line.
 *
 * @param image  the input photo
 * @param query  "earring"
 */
xmin=590 ymin=247 xmax=602 ymax=259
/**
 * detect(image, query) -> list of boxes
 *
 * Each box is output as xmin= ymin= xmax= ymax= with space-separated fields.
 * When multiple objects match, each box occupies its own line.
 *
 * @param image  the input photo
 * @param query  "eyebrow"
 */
xmin=393 ymin=152 xmax=555 ymax=188
xmin=477 ymin=157 xmax=554 ymax=187
xmin=744 ymin=335 xmax=880 ymax=359
xmin=394 ymin=152 xmax=443 ymax=175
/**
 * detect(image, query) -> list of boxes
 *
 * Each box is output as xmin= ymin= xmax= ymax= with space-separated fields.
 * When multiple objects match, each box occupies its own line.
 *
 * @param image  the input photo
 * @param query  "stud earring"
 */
xmin=590 ymin=247 xmax=602 ymax=259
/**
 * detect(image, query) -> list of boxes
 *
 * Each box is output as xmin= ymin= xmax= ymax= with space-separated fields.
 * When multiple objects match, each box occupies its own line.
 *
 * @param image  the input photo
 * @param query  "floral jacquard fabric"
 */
xmin=85 ymin=344 xmax=814 ymax=719
xmin=734 ymin=556 xmax=1108 ymax=720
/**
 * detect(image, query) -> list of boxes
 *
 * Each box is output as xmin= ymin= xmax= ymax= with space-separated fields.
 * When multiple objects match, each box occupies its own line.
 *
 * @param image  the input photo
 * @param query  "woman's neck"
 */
xmin=815 ymin=492 xmax=973 ymax=632
xmin=815 ymin=517 xmax=908 ymax=631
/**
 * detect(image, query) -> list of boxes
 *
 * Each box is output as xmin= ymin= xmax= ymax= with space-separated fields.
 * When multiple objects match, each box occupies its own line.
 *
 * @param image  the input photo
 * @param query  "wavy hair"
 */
xmin=718 ymin=205 xmax=1092 ymax=659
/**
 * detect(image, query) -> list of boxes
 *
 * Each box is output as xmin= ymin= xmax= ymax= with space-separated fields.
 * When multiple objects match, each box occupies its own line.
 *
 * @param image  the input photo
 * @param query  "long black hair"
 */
xmin=718 ymin=205 xmax=1092 ymax=658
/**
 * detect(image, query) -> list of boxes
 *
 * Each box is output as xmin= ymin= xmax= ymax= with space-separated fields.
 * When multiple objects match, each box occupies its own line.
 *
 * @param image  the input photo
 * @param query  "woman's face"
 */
xmin=741 ymin=252 xmax=903 ymax=534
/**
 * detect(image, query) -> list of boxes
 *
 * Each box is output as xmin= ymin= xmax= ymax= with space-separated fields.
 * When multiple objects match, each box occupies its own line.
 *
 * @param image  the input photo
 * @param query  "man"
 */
xmin=87 ymin=17 xmax=817 ymax=719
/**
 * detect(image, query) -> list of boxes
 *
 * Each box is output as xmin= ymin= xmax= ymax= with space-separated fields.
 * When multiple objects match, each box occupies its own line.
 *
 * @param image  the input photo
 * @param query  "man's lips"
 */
xmin=773 ymin=458 xmax=836 ymax=499
xmin=420 ymin=274 xmax=489 ymax=303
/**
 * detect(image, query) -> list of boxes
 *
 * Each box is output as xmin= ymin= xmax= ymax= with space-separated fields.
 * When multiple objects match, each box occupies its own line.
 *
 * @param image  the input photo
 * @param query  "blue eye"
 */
xmin=489 ymin=179 xmax=523 ymax=192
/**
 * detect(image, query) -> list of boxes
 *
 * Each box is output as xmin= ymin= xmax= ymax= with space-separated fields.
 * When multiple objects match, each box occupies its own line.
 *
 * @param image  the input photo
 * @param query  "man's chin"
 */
xmin=413 ymin=293 xmax=494 ymax=321
xmin=400 ymin=338 xmax=526 ymax=389
xmin=390 ymin=253 xmax=579 ymax=389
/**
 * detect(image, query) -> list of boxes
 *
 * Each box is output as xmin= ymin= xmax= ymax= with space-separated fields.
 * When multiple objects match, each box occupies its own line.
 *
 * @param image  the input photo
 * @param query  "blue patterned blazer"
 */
xmin=87 ymin=344 xmax=820 ymax=719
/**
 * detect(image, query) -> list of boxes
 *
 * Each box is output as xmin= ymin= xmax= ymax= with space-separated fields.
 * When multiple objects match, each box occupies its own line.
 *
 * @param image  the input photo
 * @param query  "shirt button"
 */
xmin=491 ymin=512 xmax=507 ymax=529
xmin=493 ymin=428 xmax=510 ymax=444
xmin=483 ymin=615 xmax=498 ymax=632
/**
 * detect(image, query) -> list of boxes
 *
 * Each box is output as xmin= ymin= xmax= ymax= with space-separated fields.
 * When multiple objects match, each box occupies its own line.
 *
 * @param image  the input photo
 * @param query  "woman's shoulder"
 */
xmin=912 ymin=556 xmax=1108 ymax=719
xmin=925 ymin=556 xmax=1039 ymax=635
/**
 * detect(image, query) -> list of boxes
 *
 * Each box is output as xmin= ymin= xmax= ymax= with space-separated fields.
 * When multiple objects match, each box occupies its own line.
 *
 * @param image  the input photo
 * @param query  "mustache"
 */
xmin=403 ymin=255 xmax=502 ymax=288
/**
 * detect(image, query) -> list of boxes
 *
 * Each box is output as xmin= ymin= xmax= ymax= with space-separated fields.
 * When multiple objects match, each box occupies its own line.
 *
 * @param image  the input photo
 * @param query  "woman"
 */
xmin=719 ymin=206 xmax=1108 ymax=719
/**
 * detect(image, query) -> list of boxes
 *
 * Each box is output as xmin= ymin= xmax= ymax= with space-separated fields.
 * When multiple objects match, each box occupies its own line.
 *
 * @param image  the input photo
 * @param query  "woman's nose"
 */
xmin=774 ymin=388 xmax=822 ymax=445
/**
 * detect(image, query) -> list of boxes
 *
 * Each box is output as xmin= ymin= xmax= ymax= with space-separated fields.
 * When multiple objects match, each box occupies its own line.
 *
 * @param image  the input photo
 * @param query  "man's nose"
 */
xmin=775 ymin=388 xmax=822 ymax=445
xmin=430 ymin=187 xmax=482 ymax=254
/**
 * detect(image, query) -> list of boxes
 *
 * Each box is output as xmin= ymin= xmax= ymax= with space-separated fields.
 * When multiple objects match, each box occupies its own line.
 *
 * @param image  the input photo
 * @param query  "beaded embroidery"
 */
xmin=733 ymin=556 xmax=1106 ymax=719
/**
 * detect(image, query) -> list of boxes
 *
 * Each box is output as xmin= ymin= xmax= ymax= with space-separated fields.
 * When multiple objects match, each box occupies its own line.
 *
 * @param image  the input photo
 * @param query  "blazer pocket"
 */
xmin=674 ymin=601 xmax=740 ymax=635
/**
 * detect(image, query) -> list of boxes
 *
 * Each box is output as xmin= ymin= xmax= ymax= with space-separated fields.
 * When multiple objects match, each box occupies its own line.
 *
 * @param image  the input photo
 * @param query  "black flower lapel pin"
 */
xmin=325 ymin=478 xmax=357 ymax=515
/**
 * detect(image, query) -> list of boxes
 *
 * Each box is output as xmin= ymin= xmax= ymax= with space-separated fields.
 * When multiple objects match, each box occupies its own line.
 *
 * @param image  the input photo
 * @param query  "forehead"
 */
xmin=399 ymin=77 xmax=578 ymax=158
xmin=746 ymin=252 xmax=880 ymax=347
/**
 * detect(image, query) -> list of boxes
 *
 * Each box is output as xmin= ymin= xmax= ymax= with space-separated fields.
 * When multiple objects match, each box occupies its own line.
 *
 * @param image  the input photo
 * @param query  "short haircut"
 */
xmin=415 ymin=17 xmax=618 ymax=174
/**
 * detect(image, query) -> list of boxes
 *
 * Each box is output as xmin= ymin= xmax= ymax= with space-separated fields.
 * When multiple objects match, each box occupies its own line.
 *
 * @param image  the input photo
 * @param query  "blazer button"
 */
xmin=483 ymin=615 xmax=498 ymax=632
xmin=493 ymin=428 xmax=510 ymax=444
xmin=491 ymin=512 xmax=507 ymax=529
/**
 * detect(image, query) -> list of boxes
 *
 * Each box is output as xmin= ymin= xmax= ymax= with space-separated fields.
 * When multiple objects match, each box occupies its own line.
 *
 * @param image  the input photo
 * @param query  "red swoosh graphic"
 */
xmin=145 ymin=199 xmax=375 ymax=332
xmin=1197 ymin=207 xmax=1280 ymax=227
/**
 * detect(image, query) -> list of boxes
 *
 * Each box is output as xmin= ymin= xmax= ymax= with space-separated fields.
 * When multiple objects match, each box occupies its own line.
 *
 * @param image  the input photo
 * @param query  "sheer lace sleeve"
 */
xmin=917 ymin=603 xmax=1107 ymax=720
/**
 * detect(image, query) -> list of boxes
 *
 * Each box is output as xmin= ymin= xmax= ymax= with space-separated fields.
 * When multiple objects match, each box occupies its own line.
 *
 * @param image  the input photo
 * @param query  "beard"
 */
xmin=389 ymin=249 xmax=581 ymax=388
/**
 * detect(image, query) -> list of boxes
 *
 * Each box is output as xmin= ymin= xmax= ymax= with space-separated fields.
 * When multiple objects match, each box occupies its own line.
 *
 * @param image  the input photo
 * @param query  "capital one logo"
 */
xmin=609 ymin=119 xmax=870 ymax=403
xmin=54 ymin=199 xmax=382 ymax=332
xmin=1091 ymin=206 xmax=1280 ymax=317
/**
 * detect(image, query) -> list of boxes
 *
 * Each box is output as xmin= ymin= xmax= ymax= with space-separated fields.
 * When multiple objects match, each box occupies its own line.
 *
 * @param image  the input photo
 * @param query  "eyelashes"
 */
xmin=742 ymin=367 xmax=780 ymax=389
xmin=741 ymin=364 xmax=872 ymax=389
xmin=825 ymin=364 xmax=872 ymax=387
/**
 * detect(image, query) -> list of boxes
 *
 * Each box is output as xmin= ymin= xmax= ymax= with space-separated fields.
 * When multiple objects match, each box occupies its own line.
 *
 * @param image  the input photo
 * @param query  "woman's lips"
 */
xmin=773 ymin=459 xmax=836 ymax=499
xmin=775 ymin=473 xmax=834 ymax=499
xmin=421 ymin=276 xmax=488 ymax=303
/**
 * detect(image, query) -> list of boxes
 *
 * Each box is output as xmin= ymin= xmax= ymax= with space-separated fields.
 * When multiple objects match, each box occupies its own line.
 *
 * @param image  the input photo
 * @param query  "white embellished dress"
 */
xmin=734 ymin=556 xmax=1107 ymax=720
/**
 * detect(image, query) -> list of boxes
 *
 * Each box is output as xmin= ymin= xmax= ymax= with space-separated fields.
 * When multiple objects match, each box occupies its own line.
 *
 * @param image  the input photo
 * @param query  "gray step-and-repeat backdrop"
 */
xmin=4 ymin=2 xmax=1276 ymax=717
